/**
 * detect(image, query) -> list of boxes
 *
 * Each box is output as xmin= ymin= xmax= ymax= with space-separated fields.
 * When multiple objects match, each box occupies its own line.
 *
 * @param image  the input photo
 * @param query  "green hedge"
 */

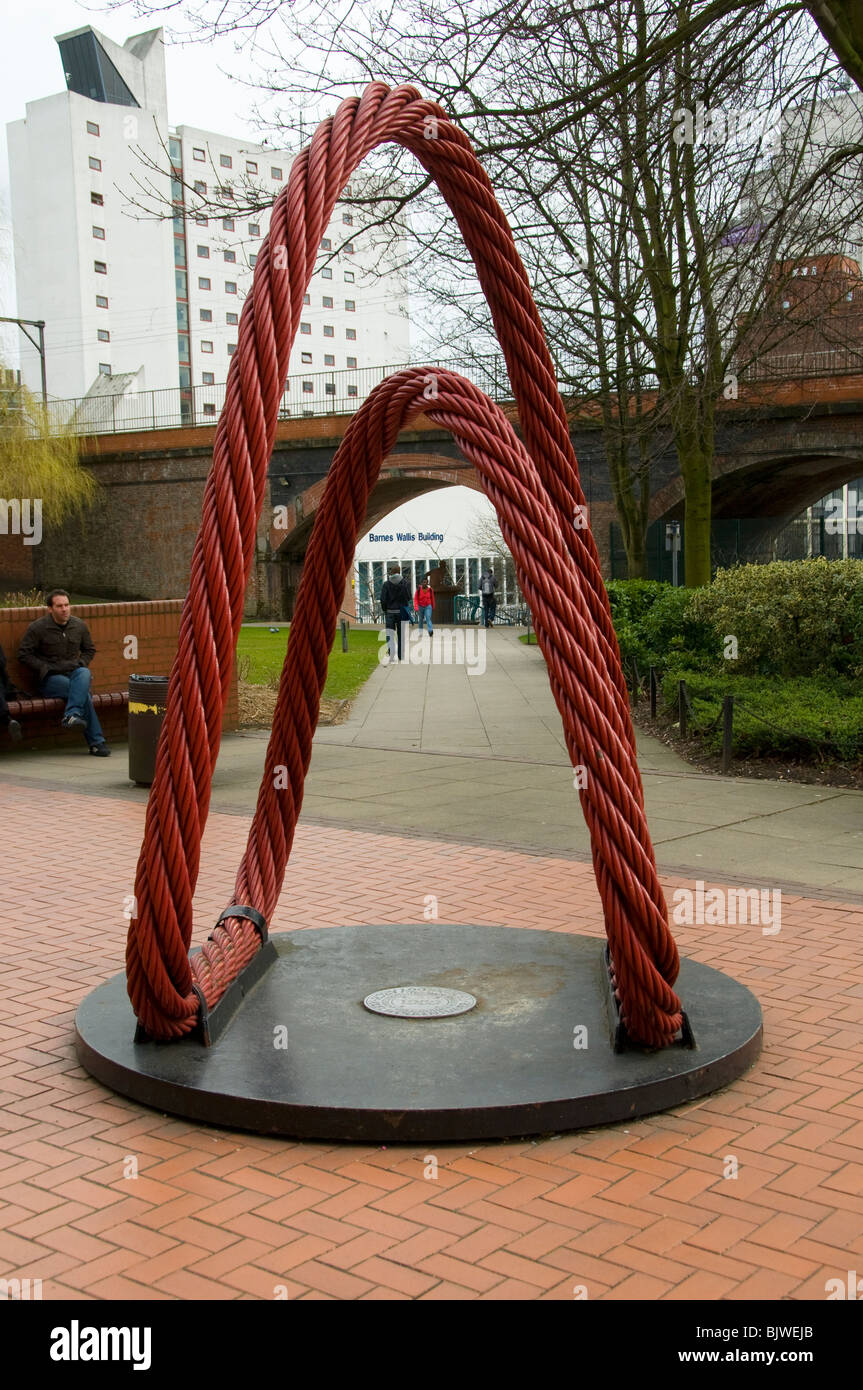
xmin=605 ymin=579 xmax=717 ymax=673
xmin=659 ymin=668 xmax=863 ymax=760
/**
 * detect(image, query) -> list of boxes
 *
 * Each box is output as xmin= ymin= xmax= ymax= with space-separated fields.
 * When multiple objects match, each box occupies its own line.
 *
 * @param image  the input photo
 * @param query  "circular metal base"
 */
xmin=75 ymin=926 xmax=762 ymax=1142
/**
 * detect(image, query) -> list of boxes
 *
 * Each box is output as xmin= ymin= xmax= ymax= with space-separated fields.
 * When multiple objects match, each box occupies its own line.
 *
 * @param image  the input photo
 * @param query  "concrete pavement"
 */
xmin=3 ymin=626 xmax=862 ymax=897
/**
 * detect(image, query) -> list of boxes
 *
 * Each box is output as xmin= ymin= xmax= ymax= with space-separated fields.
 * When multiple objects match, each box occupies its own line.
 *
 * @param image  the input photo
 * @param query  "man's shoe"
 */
xmin=7 ymin=719 xmax=22 ymax=744
xmin=89 ymin=742 xmax=111 ymax=757
xmin=62 ymin=712 xmax=86 ymax=729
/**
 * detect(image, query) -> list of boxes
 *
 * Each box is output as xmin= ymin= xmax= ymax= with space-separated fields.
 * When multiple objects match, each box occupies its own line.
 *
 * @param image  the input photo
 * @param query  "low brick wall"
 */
xmin=1 ymin=600 xmax=238 ymax=751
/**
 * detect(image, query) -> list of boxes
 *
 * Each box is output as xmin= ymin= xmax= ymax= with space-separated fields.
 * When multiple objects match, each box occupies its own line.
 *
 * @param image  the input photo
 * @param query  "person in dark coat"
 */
xmin=379 ymin=566 xmax=412 ymax=662
xmin=18 ymin=589 xmax=110 ymax=755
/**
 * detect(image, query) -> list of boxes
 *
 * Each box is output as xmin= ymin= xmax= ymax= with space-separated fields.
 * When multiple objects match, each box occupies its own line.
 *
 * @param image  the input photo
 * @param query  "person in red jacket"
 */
xmin=414 ymin=576 xmax=435 ymax=635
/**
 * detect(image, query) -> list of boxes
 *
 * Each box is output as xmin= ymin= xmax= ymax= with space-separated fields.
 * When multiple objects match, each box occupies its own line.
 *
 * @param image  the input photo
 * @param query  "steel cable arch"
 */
xmin=125 ymin=83 xmax=680 ymax=1046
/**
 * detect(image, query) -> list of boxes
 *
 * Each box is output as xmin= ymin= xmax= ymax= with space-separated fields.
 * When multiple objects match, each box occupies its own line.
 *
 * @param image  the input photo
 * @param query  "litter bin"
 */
xmin=128 ymin=674 xmax=170 ymax=786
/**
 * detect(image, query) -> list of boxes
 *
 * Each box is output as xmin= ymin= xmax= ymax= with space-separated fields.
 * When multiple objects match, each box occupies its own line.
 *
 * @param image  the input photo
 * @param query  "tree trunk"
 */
xmin=808 ymin=2 xmax=863 ymax=93
xmin=680 ymin=448 xmax=712 ymax=588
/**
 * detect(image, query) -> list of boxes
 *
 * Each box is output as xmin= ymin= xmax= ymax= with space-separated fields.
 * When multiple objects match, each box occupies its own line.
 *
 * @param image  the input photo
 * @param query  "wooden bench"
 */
xmin=4 ymin=689 xmax=130 ymax=748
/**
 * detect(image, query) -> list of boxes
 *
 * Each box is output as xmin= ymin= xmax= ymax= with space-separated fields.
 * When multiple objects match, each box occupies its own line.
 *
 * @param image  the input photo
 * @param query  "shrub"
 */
xmin=660 ymin=668 xmax=863 ymax=761
xmin=686 ymin=558 xmax=863 ymax=677
xmin=605 ymin=579 xmax=717 ymax=673
xmin=0 ymin=588 xmax=44 ymax=609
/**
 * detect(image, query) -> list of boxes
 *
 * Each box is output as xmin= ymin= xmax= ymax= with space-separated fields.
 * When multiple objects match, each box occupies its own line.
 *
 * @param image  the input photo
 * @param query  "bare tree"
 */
xmin=109 ymin=0 xmax=863 ymax=584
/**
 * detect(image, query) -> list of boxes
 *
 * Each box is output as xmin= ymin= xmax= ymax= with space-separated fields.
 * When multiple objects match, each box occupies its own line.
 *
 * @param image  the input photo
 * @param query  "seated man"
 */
xmin=0 ymin=642 xmax=23 ymax=744
xmin=18 ymin=589 xmax=110 ymax=756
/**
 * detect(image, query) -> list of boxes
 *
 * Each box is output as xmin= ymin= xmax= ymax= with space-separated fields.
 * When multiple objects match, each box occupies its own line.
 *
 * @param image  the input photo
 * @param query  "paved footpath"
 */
xmin=0 ymin=628 xmax=862 ymax=1300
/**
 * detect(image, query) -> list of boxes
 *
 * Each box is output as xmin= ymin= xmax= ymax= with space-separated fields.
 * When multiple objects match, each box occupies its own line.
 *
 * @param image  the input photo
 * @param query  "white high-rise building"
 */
xmin=7 ymin=25 xmax=411 ymax=411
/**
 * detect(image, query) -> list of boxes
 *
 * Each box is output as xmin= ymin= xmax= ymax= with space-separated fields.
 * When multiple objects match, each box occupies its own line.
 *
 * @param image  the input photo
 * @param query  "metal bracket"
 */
xmin=603 ymin=944 xmax=695 ymax=1053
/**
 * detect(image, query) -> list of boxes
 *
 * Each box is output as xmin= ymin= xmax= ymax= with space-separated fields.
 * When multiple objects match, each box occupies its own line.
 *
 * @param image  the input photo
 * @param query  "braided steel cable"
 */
xmin=125 ymin=84 xmax=679 ymax=1044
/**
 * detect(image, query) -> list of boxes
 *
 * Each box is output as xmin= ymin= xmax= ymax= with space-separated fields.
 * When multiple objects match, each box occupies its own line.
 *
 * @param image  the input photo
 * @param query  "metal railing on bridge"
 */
xmin=38 ymin=341 xmax=863 ymax=438
xmin=44 ymin=355 xmax=515 ymax=437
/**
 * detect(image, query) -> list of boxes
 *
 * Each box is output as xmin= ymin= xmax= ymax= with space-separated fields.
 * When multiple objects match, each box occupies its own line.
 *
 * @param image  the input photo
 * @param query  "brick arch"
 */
xmin=267 ymin=452 xmax=483 ymax=556
xmin=649 ymin=449 xmax=863 ymax=528
xmin=258 ymin=453 xmax=484 ymax=618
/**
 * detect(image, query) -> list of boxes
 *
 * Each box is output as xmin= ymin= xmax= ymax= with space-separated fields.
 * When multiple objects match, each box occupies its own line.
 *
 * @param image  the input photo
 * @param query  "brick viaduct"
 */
xmin=5 ymin=374 xmax=863 ymax=617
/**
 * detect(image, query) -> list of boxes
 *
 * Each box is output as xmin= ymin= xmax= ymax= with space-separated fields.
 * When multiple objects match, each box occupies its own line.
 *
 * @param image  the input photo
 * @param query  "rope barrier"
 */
xmin=125 ymin=84 xmax=681 ymax=1047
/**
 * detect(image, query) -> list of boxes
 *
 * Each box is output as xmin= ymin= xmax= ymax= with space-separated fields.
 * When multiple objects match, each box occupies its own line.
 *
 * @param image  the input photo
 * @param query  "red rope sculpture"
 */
xmin=125 ymin=83 xmax=682 ymax=1047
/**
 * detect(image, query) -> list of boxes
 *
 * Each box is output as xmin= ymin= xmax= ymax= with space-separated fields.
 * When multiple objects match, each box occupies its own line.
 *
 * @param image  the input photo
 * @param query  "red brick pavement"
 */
xmin=1 ymin=782 xmax=861 ymax=1301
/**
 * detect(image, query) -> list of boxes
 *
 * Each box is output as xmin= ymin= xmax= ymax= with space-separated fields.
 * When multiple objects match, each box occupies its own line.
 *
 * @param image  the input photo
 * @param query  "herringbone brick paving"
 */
xmin=1 ymin=781 xmax=861 ymax=1300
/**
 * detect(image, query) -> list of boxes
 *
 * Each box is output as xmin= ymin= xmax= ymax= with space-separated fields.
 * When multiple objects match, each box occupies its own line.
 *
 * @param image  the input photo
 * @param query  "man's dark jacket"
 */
xmin=18 ymin=615 xmax=96 ymax=684
xmin=380 ymin=576 xmax=411 ymax=614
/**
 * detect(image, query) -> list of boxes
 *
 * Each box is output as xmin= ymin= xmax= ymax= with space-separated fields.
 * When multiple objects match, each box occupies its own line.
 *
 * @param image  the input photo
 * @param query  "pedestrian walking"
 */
xmin=414 ymin=575 xmax=435 ymax=635
xmin=379 ymin=567 xmax=412 ymax=661
xmin=479 ymin=568 xmax=498 ymax=627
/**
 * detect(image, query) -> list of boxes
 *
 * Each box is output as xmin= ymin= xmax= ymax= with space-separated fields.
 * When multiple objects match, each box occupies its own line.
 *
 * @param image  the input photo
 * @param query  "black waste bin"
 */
xmin=128 ymin=674 xmax=170 ymax=786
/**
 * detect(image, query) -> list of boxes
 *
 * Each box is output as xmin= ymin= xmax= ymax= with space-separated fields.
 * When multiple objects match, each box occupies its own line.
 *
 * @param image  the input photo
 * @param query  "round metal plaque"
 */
xmin=363 ymin=986 xmax=477 ymax=1019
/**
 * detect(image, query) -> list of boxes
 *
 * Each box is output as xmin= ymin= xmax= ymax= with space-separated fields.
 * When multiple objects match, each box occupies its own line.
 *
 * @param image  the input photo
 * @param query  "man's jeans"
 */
xmin=40 ymin=668 xmax=105 ymax=746
xmin=417 ymin=604 xmax=433 ymax=634
xmin=481 ymin=596 xmax=496 ymax=627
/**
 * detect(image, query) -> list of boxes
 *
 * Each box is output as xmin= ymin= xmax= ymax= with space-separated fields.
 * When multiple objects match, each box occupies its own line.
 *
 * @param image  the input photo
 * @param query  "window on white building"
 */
xmin=344 ymin=271 xmax=354 ymax=283
xmin=87 ymin=120 xmax=100 ymax=136
xmin=202 ymin=371 xmax=215 ymax=384
xmin=222 ymin=217 xmax=234 ymax=231
xmin=324 ymin=353 xmax=335 ymax=366
xmin=194 ymin=181 xmax=206 ymax=194
xmin=347 ymin=384 xmax=358 ymax=397
xmin=98 ymin=363 xmax=111 ymax=375
xmin=224 ymin=250 xmax=236 ymax=263
xmin=92 ymin=226 xmax=105 ymax=240
xmin=323 ymin=325 xmax=334 ymax=337
xmin=97 ymin=329 xmax=110 ymax=342
xmin=344 ymin=242 xmax=355 ymax=254
xmin=94 ymin=260 xmax=107 ymax=274
xmin=300 ymin=322 xmax=311 ymax=334
xmin=325 ymin=382 xmax=336 ymax=395
xmin=226 ymin=312 xmax=238 ymax=324
xmin=303 ymin=381 xmax=314 ymax=393
xmin=321 ymin=238 xmax=332 ymax=251
xmin=90 ymin=192 xmax=103 ymax=206
xmin=201 ymin=340 xmax=214 ymax=352
xmin=303 ymin=293 xmax=311 ymax=305
xmin=323 ymin=295 xmax=333 ymax=308
xmin=346 ymin=327 xmax=357 ymax=340
xmin=271 ymin=166 xmax=283 ymax=180
xmin=88 ymin=156 xmax=101 ymax=171
xmin=249 ymin=223 xmax=260 ymax=237
xmin=220 ymin=153 xmax=233 ymax=168
xmin=196 ymin=214 xmax=208 ymax=225
xmin=228 ymin=343 xmax=237 ymax=355
xmin=249 ymin=254 xmax=257 ymax=267
xmin=200 ymin=309 xmax=213 ymax=322
xmin=197 ymin=245 xmax=210 ymax=258
xmin=198 ymin=276 xmax=211 ymax=290
xmin=225 ymin=281 xmax=237 ymax=294
xmin=95 ymin=295 xmax=108 ymax=308
xmin=346 ymin=356 xmax=357 ymax=368
xmin=193 ymin=147 xmax=205 ymax=161
xmin=342 ymin=213 xmax=353 ymax=225
xmin=302 ymin=351 xmax=312 ymax=363
xmin=345 ymin=300 xmax=355 ymax=311
xmin=321 ymin=267 xmax=333 ymax=279
xmin=246 ymin=160 xmax=258 ymax=174
xmin=203 ymin=402 xmax=217 ymax=415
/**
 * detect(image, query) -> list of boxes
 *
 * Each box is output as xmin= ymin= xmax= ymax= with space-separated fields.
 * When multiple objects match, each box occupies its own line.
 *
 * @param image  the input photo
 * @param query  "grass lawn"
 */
xmin=237 ymin=624 xmax=383 ymax=700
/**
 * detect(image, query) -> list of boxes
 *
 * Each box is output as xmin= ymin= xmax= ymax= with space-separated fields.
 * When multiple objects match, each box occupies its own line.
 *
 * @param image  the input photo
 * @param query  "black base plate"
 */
xmin=75 ymin=926 xmax=762 ymax=1142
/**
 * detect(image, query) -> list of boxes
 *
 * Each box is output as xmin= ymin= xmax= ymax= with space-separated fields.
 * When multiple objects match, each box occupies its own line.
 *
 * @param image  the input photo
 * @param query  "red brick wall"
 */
xmin=1 ymin=600 xmax=238 ymax=751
